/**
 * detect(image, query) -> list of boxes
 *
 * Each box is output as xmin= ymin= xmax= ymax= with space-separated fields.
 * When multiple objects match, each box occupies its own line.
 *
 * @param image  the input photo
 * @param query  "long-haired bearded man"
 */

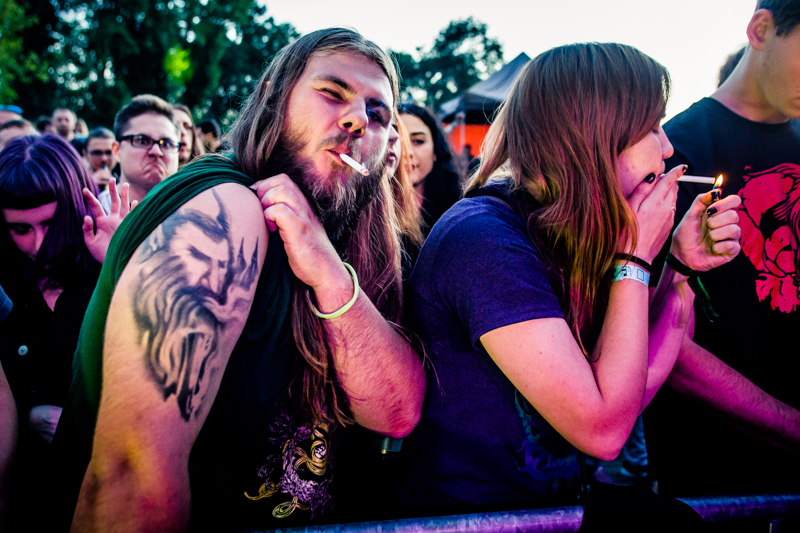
xmin=48 ymin=28 xmax=425 ymax=533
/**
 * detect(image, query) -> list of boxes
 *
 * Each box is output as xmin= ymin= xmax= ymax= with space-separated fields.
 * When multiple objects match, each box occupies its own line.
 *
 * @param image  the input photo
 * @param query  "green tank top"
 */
xmin=51 ymin=156 xmax=334 ymax=530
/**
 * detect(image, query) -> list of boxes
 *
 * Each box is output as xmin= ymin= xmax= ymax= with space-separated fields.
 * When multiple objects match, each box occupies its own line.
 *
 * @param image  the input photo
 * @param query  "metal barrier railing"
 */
xmin=267 ymin=493 xmax=800 ymax=533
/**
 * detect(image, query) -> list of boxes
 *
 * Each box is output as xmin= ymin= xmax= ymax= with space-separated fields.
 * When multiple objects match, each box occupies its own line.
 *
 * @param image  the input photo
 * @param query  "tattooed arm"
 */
xmin=70 ymin=183 xmax=267 ymax=533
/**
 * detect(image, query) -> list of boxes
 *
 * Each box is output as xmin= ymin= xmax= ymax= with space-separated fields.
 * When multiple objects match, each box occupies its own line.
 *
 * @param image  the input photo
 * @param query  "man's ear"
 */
xmin=112 ymin=141 xmax=120 ymax=156
xmin=747 ymin=9 xmax=775 ymax=51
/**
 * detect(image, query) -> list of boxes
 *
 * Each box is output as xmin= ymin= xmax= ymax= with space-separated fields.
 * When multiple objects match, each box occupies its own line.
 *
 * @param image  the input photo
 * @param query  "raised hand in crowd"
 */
xmin=82 ymin=179 xmax=136 ymax=263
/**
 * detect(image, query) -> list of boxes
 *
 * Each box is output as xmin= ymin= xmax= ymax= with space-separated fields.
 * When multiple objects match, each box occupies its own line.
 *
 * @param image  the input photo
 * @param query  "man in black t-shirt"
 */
xmin=646 ymin=0 xmax=800 ymax=497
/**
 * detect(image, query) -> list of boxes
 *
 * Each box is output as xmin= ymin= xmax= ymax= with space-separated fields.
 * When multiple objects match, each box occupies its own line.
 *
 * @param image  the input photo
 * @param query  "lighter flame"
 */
xmin=714 ymin=175 xmax=724 ymax=188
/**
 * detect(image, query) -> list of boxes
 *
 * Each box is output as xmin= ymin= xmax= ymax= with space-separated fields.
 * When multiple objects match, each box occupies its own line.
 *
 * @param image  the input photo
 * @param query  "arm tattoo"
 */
xmin=131 ymin=190 xmax=259 ymax=421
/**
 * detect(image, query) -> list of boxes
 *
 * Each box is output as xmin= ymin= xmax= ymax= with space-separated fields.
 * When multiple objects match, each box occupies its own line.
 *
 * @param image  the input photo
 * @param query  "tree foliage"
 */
xmin=5 ymin=0 xmax=296 ymax=128
xmin=4 ymin=4 xmax=498 ymax=128
xmin=392 ymin=17 xmax=504 ymax=111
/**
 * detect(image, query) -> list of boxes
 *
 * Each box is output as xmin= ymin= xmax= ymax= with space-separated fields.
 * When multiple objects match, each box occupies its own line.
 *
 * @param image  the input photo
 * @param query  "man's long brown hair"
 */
xmin=228 ymin=28 xmax=403 ymax=428
xmin=470 ymin=43 xmax=670 ymax=353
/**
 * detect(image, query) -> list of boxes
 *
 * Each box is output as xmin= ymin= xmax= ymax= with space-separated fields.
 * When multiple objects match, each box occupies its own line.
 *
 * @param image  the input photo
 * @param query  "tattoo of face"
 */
xmin=132 ymin=190 xmax=259 ymax=421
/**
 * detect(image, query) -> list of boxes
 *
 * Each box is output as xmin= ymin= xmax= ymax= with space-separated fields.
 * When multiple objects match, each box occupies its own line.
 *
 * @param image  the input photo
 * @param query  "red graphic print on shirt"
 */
xmin=738 ymin=163 xmax=800 ymax=312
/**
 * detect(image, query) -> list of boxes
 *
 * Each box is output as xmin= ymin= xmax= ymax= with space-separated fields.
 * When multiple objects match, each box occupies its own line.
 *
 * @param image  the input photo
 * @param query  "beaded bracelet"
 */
xmin=311 ymin=262 xmax=360 ymax=319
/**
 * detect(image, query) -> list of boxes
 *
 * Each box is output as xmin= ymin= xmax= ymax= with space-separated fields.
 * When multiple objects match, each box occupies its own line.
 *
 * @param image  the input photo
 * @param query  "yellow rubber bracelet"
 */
xmin=311 ymin=262 xmax=360 ymax=319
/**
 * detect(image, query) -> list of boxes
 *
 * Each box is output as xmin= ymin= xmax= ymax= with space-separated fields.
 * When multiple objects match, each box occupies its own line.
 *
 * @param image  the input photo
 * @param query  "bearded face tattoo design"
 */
xmin=738 ymin=163 xmax=800 ymax=312
xmin=132 ymin=190 xmax=259 ymax=421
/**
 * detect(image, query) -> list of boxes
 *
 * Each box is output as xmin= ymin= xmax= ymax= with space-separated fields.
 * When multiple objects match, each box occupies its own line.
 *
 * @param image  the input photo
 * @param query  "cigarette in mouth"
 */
xmin=677 ymin=175 xmax=716 ymax=184
xmin=340 ymin=153 xmax=369 ymax=176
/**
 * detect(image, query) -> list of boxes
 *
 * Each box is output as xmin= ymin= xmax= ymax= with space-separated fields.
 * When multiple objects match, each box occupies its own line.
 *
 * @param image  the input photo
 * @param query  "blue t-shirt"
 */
xmin=397 ymin=195 xmax=580 ymax=510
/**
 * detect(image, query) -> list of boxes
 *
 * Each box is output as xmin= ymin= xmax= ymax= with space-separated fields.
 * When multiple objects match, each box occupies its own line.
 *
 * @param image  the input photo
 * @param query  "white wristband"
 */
xmin=613 ymin=264 xmax=650 ymax=287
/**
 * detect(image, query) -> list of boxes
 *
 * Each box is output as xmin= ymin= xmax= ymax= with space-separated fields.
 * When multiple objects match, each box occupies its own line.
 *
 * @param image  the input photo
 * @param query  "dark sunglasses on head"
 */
xmin=120 ymin=133 xmax=181 ymax=153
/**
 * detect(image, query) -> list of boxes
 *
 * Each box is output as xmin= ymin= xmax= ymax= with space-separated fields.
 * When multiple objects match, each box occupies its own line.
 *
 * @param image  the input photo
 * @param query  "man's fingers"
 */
xmin=263 ymin=202 xmax=299 ymax=234
xmin=252 ymin=174 xmax=294 ymax=200
xmin=83 ymin=188 xmax=106 ymax=219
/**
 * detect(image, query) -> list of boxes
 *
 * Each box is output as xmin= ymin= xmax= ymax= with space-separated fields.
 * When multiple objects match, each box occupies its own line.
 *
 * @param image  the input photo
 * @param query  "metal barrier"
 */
xmin=266 ymin=493 xmax=800 ymax=533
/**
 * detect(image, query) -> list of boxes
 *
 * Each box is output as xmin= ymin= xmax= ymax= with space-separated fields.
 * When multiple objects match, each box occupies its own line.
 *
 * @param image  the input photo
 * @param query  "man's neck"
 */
xmin=711 ymin=49 xmax=790 ymax=125
xmin=118 ymin=175 xmax=150 ymax=204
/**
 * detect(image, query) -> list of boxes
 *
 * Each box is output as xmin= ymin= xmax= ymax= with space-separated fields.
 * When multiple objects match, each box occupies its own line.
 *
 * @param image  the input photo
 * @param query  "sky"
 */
xmin=266 ymin=0 xmax=757 ymax=120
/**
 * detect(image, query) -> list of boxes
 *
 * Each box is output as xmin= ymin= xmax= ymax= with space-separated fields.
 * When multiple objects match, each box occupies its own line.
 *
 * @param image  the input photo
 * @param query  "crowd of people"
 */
xmin=0 ymin=1 xmax=798 ymax=531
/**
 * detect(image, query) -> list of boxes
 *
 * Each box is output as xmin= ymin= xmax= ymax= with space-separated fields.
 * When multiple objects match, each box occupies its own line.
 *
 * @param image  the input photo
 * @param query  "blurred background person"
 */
xmin=35 ymin=115 xmax=54 ymax=135
xmin=198 ymin=117 xmax=222 ymax=153
xmin=717 ymin=46 xmax=745 ymax=88
xmin=51 ymin=108 xmax=76 ymax=142
xmin=0 ymin=120 xmax=38 ymax=152
xmin=0 ymin=105 xmax=23 ymax=126
xmin=74 ymin=117 xmax=89 ymax=139
xmin=0 ymin=134 xmax=131 ymax=530
xmin=398 ymin=103 xmax=463 ymax=236
xmin=82 ymin=127 xmax=120 ymax=209
xmin=172 ymin=104 xmax=205 ymax=168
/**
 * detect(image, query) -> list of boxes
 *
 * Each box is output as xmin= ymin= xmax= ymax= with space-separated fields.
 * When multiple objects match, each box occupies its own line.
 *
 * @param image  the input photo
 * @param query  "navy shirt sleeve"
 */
xmin=409 ymin=196 xmax=564 ymax=348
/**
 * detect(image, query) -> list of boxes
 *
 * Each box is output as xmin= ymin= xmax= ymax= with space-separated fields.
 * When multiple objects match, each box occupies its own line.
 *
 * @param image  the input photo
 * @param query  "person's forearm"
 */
xmin=315 ymin=275 xmax=425 ymax=438
xmin=668 ymin=336 xmax=800 ymax=453
xmin=641 ymin=264 xmax=694 ymax=408
xmin=588 ymin=277 xmax=650 ymax=457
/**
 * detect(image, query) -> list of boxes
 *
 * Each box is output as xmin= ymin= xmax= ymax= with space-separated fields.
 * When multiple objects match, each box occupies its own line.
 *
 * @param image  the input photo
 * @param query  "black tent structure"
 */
xmin=439 ymin=52 xmax=531 ymax=123
xmin=438 ymin=52 xmax=530 ymax=157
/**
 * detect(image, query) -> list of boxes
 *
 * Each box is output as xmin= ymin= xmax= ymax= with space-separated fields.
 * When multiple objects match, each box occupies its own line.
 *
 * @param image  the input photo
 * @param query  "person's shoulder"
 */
xmin=433 ymin=196 xmax=525 ymax=239
xmin=664 ymin=98 xmax=716 ymax=136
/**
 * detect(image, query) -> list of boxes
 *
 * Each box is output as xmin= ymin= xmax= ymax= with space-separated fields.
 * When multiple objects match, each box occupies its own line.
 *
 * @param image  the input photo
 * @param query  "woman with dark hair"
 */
xmin=0 ymin=134 xmax=130 ymax=527
xmin=398 ymin=103 xmax=463 ymax=235
xmin=173 ymin=104 xmax=206 ymax=168
xmin=398 ymin=43 xmax=741 ymax=526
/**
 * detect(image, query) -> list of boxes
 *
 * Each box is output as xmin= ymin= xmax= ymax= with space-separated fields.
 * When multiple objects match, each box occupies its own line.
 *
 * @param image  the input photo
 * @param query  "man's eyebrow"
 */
xmin=315 ymin=75 xmax=355 ymax=95
xmin=315 ymin=75 xmax=390 ymax=114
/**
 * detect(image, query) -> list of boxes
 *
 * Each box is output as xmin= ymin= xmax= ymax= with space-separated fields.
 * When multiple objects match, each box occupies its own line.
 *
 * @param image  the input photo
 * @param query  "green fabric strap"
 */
xmin=75 ymin=155 xmax=260 ymax=409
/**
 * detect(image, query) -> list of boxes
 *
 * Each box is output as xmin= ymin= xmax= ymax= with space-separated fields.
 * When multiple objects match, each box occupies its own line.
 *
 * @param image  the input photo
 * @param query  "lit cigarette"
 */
xmin=340 ymin=154 xmax=369 ymax=176
xmin=711 ymin=175 xmax=724 ymax=202
xmin=677 ymin=175 xmax=716 ymax=184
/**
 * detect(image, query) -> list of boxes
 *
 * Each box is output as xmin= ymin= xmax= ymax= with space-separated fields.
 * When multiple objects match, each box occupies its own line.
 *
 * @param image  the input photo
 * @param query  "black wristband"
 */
xmin=665 ymin=251 xmax=695 ymax=276
xmin=615 ymin=253 xmax=652 ymax=273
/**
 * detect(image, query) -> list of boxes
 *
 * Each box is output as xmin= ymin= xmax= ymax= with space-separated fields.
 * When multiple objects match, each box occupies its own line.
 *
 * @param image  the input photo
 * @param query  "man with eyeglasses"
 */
xmin=112 ymin=94 xmax=180 ymax=204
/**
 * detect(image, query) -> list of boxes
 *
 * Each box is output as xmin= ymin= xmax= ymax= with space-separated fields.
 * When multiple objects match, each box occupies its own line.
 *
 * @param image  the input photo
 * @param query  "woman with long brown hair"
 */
xmin=397 ymin=43 xmax=741 ymax=520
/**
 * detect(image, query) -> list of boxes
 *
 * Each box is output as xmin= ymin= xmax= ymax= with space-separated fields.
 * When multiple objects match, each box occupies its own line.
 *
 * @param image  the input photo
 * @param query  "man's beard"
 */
xmin=266 ymin=128 xmax=388 ymax=248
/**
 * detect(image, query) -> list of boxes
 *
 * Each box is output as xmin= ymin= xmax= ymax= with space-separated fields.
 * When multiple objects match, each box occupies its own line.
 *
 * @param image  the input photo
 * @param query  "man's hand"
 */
xmin=671 ymin=191 xmax=741 ymax=271
xmin=82 ymin=180 xmax=136 ymax=263
xmin=251 ymin=175 xmax=351 ymax=308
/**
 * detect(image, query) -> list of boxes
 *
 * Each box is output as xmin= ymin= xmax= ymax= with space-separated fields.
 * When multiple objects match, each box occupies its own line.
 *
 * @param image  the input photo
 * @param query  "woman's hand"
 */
xmin=671 ymin=191 xmax=741 ymax=271
xmin=82 ymin=180 xmax=137 ymax=263
xmin=624 ymin=165 xmax=682 ymax=263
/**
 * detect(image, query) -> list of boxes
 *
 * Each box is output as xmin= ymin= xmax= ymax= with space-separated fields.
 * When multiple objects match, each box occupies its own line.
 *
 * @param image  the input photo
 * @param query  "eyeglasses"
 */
xmin=120 ymin=134 xmax=181 ymax=153
xmin=89 ymin=150 xmax=113 ymax=158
